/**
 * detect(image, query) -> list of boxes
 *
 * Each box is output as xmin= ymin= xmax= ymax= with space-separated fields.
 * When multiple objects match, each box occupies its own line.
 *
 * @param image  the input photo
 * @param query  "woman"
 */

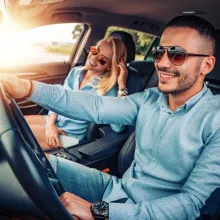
xmin=25 ymin=36 xmax=128 ymax=149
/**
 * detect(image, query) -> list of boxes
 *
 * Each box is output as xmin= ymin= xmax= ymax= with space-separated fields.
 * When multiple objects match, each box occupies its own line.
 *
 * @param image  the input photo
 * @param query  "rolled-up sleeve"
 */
xmin=29 ymin=82 xmax=147 ymax=127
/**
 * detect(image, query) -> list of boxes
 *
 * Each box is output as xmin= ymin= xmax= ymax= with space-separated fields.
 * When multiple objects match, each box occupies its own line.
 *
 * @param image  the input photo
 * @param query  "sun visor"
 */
xmin=16 ymin=0 xmax=65 ymax=7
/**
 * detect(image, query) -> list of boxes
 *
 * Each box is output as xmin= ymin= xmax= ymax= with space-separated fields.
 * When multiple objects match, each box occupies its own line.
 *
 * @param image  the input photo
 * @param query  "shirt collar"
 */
xmin=184 ymin=83 xmax=208 ymax=111
xmin=156 ymin=83 xmax=208 ymax=113
xmin=88 ymin=72 xmax=106 ymax=86
xmin=78 ymin=67 xmax=86 ymax=83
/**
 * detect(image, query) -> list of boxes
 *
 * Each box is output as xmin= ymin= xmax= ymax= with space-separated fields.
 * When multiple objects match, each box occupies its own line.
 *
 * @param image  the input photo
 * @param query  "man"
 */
xmin=1 ymin=15 xmax=219 ymax=219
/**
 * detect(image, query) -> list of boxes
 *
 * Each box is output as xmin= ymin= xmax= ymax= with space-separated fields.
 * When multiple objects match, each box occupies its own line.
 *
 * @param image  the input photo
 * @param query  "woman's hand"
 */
xmin=117 ymin=61 xmax=128 ymax=89
xmin=45 ymin=123 xmax=66 ymax=148
xmin=0 ymin=73 xmax=31 ymax=98
xmin=60 ymin=192 xmax=94 ymax=220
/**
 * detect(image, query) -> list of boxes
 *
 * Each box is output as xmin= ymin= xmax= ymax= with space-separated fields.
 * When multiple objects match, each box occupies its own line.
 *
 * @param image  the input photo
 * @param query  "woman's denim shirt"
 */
xmin=46 ymin=66 xmax=125 ymax=141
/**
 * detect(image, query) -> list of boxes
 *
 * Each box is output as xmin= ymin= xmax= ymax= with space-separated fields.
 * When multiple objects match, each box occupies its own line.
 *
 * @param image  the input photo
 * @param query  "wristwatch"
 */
xmin=118 ymin=87 xmax=128 ymax=96
xmin=90 ymin=201 xmax=109 ymax=220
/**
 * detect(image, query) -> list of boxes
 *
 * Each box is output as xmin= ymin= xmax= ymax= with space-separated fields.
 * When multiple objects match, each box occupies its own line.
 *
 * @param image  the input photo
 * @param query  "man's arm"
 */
xmin=108 ymin=125 xmax=220 ymax=220
xmin=29 ymin=82 xmax=148 ymax=127
xmin=45 ymin=65 xmax=76 ymax=122
xmin=105 ymin=86 xmax=126 ymax=133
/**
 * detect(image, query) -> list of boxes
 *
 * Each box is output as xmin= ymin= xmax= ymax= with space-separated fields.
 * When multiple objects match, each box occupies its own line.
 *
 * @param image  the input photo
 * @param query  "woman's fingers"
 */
xmin=118 ymin=62 xmax=127 ymax=70
xmin=52 ymin=139 xmax=58 ymax=148
xmin=55 ymin=135 xmax=63 ymax=148
xmin=46 ymin=136 xmax=51 ymax=147
xmin=47 ymin=136 xmax=57 ymax=148
xmin=117 ymin=63 xmax=127 ymax=76
xmin=48 ymin=138 xmax=54 ymax=148
xmin=58 ymin=128 xmax=67 ymax=136
xmin=45 ymin=125 xmax=64 ymax=148
xmin=117 ymin=61 xmax=128 ymax=89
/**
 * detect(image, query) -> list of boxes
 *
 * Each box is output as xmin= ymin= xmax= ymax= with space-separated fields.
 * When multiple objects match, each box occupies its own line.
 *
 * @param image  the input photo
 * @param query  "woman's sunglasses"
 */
xmin=152 ymin=46 xmax=209 ymax=66
xmin=90 ymin=46 xmax=109 ymax=66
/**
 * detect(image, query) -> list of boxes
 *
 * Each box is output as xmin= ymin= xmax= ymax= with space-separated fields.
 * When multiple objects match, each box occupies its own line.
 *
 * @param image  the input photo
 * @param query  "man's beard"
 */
xmin=157 ymin=66 xmax=199 ymax=95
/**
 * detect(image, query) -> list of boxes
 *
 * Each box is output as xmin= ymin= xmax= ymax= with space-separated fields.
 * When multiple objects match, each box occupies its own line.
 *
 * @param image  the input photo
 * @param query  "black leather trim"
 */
xmin=117 ymin=131 xmax=135 ymax=177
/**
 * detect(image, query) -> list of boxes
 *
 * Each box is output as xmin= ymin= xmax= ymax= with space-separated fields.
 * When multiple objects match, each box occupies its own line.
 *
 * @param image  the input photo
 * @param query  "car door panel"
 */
xmin=0 ymin=62 xmax=71 ymax=115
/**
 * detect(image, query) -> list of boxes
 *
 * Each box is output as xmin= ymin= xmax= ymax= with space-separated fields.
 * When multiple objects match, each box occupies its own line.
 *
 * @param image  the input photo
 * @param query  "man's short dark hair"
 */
xmin=166 ymin=15 xmax=216 ymax=55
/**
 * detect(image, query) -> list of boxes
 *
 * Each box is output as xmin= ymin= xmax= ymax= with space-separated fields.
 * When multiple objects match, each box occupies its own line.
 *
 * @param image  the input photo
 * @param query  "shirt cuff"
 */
xmin=29 ymin=81 xmax=44 ymax=101
xmin=109 ymin=203 xmax=136 ymax=220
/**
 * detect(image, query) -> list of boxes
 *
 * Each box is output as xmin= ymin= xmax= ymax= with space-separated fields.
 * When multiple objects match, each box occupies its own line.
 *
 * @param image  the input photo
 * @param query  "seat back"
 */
xmin=129 ymin=60 xmax=155 ymax=92
xmin=117 ymin=131 xmax=135 ymax=177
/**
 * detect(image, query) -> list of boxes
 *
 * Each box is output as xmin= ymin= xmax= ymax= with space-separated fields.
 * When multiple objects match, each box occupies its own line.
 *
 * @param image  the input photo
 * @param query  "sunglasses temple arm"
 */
xmin=186 ymin=53 xmax=209 ymax=57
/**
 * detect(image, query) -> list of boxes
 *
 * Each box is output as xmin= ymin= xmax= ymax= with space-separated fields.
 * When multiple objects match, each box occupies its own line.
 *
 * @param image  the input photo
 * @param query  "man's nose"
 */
xmin=157 ymin=50 xmax=172 ymax=68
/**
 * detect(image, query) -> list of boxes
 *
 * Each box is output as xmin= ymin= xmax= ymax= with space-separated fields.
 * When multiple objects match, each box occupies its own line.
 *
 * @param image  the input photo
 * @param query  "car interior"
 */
xmin=0 ymin=0 xmax=220 ymax=219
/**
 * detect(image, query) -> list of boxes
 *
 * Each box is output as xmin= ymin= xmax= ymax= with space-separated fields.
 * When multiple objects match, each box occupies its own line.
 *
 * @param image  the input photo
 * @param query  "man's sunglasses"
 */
xmin=90 ymin=46 xmax=110 ymax=66
xmin=152 ymin=46 xmax=209 ymax=66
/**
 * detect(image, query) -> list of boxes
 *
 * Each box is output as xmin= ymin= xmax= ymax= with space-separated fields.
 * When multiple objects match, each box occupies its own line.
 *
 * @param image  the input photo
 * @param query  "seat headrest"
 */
xmin=206 ymin=30 xmax=220 ymax=82
xmin=109 ymin=31 xmax=136 ymax=63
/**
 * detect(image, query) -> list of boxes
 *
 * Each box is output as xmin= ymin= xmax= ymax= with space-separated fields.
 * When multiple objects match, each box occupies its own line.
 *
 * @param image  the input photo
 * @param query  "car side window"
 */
xmin=144 ymin=37 xmax=160 ymax=62
xmin=0 ymin=23 xmax=84 ymax=67
xmin=105 ymin=26 xmax=155 ymax=60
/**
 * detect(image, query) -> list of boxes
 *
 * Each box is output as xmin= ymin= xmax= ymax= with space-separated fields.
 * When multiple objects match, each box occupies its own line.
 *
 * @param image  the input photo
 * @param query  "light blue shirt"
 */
xmin=46 ymin=66 xmax=125 ymax=141
xmin=30 ymin=82 xmax=220 ymax=220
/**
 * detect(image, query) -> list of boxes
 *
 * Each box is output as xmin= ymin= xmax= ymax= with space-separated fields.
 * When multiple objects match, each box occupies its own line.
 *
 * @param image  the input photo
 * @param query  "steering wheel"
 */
xmin=0 ymin=84 xmax=74 ymax=220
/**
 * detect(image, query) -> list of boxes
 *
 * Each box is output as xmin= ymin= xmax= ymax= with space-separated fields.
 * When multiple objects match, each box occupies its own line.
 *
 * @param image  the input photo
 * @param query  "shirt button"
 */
xmin=130 ymin=179 xmax=133 ymax=182
xmin=152 ymin=159 xmax=156 ymax=163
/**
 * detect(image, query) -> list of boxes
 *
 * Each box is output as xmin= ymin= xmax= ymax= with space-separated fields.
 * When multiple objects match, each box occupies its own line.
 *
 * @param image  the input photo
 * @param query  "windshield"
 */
xmin=0 ymin=2 xmax=84 ymax=67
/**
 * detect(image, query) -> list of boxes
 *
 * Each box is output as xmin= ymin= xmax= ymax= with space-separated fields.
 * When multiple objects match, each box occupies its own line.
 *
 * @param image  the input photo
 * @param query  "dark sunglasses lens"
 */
xmin=168 ymin=47 xmax=186 ymax=65
xmin=98 ymin=57 xmax=106 ymax=65
xmin=90 ymin=46 xmax=98 ymax=55
xmin=152 ymin=46 xmax=164 ymax=63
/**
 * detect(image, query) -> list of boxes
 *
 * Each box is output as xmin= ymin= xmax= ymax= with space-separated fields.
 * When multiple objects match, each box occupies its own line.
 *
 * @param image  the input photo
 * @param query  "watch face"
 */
xmin=92 ymin=201 xmax=109 ymax=216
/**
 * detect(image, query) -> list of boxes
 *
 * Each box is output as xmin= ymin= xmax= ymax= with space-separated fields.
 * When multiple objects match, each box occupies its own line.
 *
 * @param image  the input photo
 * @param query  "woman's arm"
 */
xmin=47 ymin=112 xmax=58 ymax=125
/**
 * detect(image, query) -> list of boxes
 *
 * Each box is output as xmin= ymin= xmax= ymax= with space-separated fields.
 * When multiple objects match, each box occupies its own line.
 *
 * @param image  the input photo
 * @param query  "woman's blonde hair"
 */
xmin=93 ymin=36 xmax=127 ymax=96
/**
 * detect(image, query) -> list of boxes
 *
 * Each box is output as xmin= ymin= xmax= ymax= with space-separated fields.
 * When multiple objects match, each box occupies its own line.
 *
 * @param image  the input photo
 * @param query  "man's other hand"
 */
xmin=60 ymin=192 xmax=94 ymax=220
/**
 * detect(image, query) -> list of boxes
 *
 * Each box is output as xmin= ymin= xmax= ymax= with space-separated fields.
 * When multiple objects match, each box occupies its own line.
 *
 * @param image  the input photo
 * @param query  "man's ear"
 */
xmin=201 ymin=56 xmax=216 ymax=76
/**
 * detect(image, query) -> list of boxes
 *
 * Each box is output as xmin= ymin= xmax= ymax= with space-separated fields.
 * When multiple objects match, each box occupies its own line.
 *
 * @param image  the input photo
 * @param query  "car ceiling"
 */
xmin=4 ymin=0 xmax=220 ymax=35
